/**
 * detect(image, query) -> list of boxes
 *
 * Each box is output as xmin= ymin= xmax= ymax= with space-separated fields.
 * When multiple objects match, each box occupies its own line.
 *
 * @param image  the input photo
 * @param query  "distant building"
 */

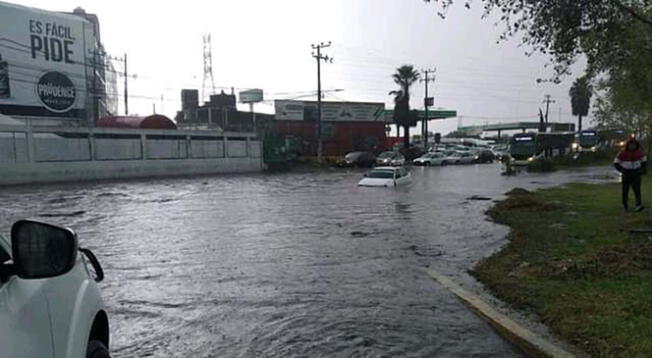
xmin=271 ymin=100 xmax=388 ymax=156
xmin=175 ymin=89 xmax=272 ymax=132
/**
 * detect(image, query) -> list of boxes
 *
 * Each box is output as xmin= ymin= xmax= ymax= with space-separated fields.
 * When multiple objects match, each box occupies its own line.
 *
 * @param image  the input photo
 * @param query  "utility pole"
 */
xmin=311 ymin=41 xmax=332 ymax=163
xmin=420 ymin=68 xmax=436 ymax=151
xmin=123 ymin=53 xmax=128 ymax=115
xmin=543 ymin=95 xmax=556 ymax=131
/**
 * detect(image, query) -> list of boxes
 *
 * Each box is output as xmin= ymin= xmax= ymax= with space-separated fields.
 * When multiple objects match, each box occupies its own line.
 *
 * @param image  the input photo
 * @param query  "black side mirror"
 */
xmin=10 ymin=220 xmax=78 ymax=280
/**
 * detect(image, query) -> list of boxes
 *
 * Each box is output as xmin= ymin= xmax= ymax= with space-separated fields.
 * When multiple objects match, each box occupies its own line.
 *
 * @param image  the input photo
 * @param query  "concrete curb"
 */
xmin=426 ymin=269 xmax=576 ymax=358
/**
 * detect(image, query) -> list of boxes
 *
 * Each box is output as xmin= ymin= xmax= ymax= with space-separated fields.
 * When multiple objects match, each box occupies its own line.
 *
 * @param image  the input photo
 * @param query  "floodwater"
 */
xmin=0 ymin=164 xmax=615 ymax=357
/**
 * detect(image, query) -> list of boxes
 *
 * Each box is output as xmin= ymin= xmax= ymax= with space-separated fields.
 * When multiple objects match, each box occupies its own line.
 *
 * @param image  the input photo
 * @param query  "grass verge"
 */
xmin=527 ymin=151 xmax=616 ymax=173
xmin=473 ymin=182 xmax=652 ymax=357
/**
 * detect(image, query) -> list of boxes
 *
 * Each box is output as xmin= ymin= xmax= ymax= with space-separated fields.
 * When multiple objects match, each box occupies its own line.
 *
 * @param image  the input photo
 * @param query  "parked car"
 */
xmin=376 ymin=151 xmax=406 ymax=166
xmin=457 ymin=151 xmax=477 ymax=164
xmin=475 ymin=149 xmax=497 ymax=164
xmin=337 ymin=151 xmax=376 ymax=168
xmin=442 ymin=151 xmax=462 ymax=165
xmin=413 ymin=152 xmax=446 ymax=166
xmin=0 ymin=220 xmax=109 ymax=358
xmin=358 ymin=166 xmax=412 ymax=187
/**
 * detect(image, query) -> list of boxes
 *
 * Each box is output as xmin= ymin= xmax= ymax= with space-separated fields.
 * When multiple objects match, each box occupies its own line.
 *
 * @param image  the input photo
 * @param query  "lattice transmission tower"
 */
xmin=201 ymin=34 xmax=216 ymax=103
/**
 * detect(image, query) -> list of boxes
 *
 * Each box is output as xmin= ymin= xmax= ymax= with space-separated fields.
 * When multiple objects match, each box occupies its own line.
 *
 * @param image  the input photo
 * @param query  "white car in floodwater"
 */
xmin=413 ymin=152 xmax=447 ymax=166
xmin=358 ymin=167 xmax=412 ymax=187
xmin=0 ymin=220 xmax=110 ymax=358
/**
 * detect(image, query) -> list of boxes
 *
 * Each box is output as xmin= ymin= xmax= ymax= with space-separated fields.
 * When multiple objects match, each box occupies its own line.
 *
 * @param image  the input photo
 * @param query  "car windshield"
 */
xmin=367 ymin=170 xmax=394 ymax=178
xmin=378 ymin=152 xmax=395 ymax=159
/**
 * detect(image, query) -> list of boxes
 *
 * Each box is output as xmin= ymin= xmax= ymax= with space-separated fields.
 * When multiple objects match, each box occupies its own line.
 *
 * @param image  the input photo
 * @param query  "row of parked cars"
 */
xmin=338 ymin=147 xmax=498 ymax=168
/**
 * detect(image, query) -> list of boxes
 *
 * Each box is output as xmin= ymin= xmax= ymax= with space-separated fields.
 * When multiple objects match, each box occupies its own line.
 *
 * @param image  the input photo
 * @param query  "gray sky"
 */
xmin=17 ymin=0 xmax=589 ymax=135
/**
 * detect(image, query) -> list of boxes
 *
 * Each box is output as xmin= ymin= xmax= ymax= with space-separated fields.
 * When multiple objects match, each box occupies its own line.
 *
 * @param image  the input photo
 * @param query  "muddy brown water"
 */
xmin=0 ymin=164 xmax=615 ymax=357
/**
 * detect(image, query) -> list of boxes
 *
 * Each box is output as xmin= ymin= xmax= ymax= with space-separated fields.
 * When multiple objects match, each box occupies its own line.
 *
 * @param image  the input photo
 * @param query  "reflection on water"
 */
xmin=0 ymin=164 xmax=615 ymax=357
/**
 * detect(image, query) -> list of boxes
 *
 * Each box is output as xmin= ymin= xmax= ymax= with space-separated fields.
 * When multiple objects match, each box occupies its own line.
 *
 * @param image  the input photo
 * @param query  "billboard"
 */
xmin=239 ymin=89 xmax=263 ymax=104
xmin=0 ymin=1 xmax=97 ymax=119
xmin=274 ymin=100 xmax=387 ymax=122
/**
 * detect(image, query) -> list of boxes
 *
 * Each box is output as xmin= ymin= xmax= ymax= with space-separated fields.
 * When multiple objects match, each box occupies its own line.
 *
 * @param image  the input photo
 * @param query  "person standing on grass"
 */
xmin=614 ymin=137 xmax=647 ymax=212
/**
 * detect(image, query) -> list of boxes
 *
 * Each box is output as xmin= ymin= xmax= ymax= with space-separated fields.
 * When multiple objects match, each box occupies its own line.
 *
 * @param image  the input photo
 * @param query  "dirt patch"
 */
xmin=505 ymin=188 xmax=530 ymax=196
xmin=546 ymin=244 xmax=652 ymax=279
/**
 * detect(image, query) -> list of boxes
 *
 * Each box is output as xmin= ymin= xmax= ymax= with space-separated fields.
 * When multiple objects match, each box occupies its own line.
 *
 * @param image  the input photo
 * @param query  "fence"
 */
xmin=0 ymin=125 xmax=261 ymax=163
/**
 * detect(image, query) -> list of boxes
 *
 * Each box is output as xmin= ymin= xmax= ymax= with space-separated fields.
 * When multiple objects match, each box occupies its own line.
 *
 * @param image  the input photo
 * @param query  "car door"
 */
xmin=0 ymin=239 xmax=55 ymax=358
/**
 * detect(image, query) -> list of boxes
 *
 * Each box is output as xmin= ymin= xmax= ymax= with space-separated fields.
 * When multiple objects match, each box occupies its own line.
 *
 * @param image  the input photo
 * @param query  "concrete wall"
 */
xmin=0 ymin=126 xmax=262 ymax=185
xmin=227 ymin=140 xmax=248 ymax=158
xmin=95 ymin=138 xmax=142 ymax=160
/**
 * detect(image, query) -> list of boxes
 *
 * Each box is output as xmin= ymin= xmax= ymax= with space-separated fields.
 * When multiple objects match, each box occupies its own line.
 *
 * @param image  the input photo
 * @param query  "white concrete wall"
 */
xmin=146 ymin=139 xmax=188 ymax=159
xmin=248 ymin=141 xmax=262 ymax=158
xmin=0 ymin=158 xmax=262 ymax=185
xmin=0 ymin=126 xmax=262 ymax=185
xmin=95 ymin=138 xmax=142 ymax=160
xmin=34 ymin=137 xmax=91 ymax=162
xmin=190 ymin=140 xmax=225 ymax=159
xmin=227 ymin=140 xmax=248 ymax=158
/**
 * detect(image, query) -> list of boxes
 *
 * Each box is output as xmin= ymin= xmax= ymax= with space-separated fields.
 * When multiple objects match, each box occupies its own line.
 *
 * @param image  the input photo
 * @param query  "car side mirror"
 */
xmin=10 ymin=220 xmax=78 ymax=280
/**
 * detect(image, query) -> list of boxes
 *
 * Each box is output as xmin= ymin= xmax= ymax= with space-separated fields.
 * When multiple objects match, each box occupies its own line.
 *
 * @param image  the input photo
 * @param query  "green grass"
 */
xmin=474 ymin=182 xmax=652 ymax=357
xmin=527 ymin=150 xmax=615 ymax=173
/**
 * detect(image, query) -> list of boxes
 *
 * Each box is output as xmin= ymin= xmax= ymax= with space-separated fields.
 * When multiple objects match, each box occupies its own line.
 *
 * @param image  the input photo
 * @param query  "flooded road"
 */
xmin=0 ymin=164 xmax=615 ymax=357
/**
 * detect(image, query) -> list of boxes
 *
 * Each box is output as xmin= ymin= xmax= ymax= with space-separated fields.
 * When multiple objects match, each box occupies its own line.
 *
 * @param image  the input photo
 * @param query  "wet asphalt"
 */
xmin=0 ymin=163 xmax=615 ymax=357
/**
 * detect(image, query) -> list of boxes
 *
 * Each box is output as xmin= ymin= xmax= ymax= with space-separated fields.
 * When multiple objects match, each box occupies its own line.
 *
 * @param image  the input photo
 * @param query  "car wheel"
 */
xmin=441 ymin=161 xmax=447 ymax=166
xmin=425 ymin=162 xmax=431 ymax=166
xmin=87 ymin=340 xmax=110 ymax=358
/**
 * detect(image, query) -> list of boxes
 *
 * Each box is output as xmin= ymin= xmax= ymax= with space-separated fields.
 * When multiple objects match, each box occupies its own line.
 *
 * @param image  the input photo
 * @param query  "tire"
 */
xmin=87 ymin=340 xmax=110 ymax=358
xmin=425 ymin=162 xmax=431 ymax=166
xmin=441 ymin=161 xmax=447 ymax=166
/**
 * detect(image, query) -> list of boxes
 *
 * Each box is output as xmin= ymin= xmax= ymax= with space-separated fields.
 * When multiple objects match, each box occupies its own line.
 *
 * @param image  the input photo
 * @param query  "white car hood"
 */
xmin=358 ymin=178 xmax=395 ymax=187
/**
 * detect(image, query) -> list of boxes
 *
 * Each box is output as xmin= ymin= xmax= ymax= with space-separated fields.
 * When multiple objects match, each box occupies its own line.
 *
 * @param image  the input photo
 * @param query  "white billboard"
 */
xmin=0 ymin=1 xmax=96 ymax=119
xmin=274 ymin=100 xmax=387 ymax=122
xmin=239 ymin=89 xmax=263 ymax=103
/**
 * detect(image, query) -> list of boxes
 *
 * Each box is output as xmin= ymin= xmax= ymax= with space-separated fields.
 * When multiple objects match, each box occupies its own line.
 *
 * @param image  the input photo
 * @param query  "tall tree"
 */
xmin=569 ymin=76 xmax=593 ymax=132
xmin=389 ymin=65 xmax=420 ymax=148
xmin=423 ymin=1 xmax=652 ymax=80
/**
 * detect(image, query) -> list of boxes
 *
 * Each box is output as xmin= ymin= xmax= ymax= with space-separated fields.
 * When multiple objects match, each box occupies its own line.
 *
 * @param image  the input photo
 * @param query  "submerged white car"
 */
xmin=358 ymin=167 xmax=412 ymax=187
xmin=0 ymin=220 xmax=109 ymax=358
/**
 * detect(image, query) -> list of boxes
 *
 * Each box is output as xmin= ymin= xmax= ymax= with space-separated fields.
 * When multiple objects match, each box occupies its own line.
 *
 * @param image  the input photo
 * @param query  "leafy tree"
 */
xmin=569 ymin=76 xmax=593 ymax=132
xmin=423 ymin=1 xmax=652 ymax=79
xmin=389 ymin=65 xmax=421 ymax=148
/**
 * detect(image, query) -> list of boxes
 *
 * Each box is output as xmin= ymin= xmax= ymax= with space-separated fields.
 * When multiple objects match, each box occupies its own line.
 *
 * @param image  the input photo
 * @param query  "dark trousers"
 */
xmin=622 ymin=174 xmax=642 ymax=208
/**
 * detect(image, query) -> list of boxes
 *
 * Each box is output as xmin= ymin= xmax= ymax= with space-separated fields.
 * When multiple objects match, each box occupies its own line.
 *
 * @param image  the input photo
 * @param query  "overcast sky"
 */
xmin=16 ymin=0 xmax=589 ymax=135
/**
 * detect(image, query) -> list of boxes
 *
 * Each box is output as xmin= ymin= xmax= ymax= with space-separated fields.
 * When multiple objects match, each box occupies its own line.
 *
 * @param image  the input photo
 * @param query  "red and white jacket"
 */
xmin=614 ymin=138 xmax=647 ymax=175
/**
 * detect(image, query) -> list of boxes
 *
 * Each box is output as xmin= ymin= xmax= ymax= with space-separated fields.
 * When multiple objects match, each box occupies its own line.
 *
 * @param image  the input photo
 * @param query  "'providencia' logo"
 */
xmin=36 ymin=71 xmax=76 ymax=112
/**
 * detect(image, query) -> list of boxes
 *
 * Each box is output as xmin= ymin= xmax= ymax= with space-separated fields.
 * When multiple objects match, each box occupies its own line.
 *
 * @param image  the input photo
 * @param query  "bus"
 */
xmin=509 ymin=132 xmax=575 ymax=165
xmin=577 ymin=130 xmax=599 ymax=151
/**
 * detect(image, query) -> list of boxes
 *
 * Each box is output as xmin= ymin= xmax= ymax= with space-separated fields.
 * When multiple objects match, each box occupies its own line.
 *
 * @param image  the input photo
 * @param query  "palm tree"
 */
xmin=569 ymin=76 xmax=593 ymax=132
xmin=389 ymin=65 xmax=420 ymax=148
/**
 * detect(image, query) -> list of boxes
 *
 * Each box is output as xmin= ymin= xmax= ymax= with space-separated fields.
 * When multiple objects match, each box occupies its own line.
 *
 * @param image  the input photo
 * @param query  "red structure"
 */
xmin=273 ymin=120 xmax=387 ymax=156
xmin=96 ymin=115 xmax=177 ymax=130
